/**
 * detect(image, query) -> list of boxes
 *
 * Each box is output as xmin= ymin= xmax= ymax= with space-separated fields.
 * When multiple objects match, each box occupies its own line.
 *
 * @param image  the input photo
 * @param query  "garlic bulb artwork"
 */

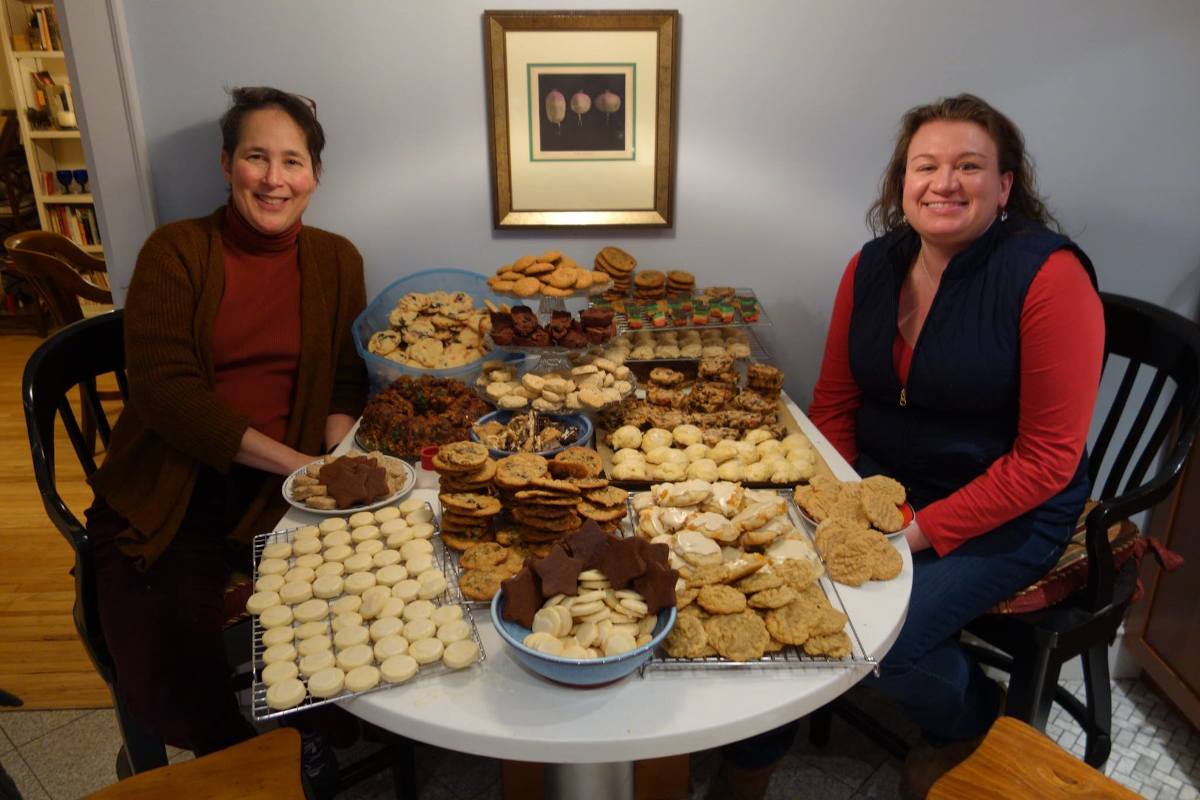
xmin=545 ymin=91 xmax=566 ymax=133
xmin=570 ymin=91 xmax=591 ymax=126
xmin=595 ymin=90 xmax=621 ymax=126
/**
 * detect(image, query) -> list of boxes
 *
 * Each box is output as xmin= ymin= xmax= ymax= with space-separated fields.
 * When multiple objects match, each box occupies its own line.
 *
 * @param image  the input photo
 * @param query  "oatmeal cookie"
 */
xmin=747 ymin=586 xmax=798 ymax=610
xmin=662 ymin=614 xmax=709 ymax=659
xmin=764 ymin=600 xmax=812 ymax=646
xmin=703 ymin=610 xmax=770 ymax=661
xmin=697 ymin=584 xmax=748 ymax=615
xmin=803 ymin=631 xmax=851 ymax=659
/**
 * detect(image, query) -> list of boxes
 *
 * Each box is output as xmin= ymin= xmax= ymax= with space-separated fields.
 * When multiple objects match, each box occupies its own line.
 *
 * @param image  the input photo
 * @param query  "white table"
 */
xmin=274 ymin=398 xmax=912 ymax=799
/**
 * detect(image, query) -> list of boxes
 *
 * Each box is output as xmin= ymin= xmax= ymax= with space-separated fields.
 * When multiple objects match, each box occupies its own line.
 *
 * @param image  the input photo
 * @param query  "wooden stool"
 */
xmin=87 ymin=728 xmax=304 ymax=799
xmin=929 ymin=717 xmax=1140 ymax=799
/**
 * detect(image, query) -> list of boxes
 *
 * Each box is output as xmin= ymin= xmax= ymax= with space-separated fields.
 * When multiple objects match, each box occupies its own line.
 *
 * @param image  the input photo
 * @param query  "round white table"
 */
xmin=274 ymin=400 xmax=912 ymax=799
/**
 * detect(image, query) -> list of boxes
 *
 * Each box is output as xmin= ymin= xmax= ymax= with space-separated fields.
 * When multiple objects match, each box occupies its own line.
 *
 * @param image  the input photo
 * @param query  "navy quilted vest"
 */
xmin=848 ymin=216 xmax=1098 ymax=537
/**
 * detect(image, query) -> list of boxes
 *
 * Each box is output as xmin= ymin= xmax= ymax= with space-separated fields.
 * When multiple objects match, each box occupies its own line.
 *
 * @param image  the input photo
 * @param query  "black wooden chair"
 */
xmin=814 ymin=292 xmax=1200 ymax=769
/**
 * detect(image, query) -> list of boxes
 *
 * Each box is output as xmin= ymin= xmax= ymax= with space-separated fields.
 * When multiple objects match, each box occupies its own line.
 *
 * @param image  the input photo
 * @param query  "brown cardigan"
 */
xmin=90 ymin=207 xmax=368 ymax=569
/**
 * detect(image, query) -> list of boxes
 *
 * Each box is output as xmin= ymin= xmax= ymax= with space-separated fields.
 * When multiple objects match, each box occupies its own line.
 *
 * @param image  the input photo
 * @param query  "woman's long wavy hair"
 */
xmin=866 ymin=94 xmax=1058 ymax=236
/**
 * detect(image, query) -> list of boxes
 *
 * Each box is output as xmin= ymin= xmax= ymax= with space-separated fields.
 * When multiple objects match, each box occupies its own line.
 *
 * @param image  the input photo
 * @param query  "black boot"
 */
xmin=300 ymin=729 xmax=341 ymax=799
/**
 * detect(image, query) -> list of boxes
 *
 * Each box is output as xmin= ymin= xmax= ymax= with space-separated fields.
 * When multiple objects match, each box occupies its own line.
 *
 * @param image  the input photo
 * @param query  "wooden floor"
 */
xmin=0 ymin=331 xmax=112 ymax=709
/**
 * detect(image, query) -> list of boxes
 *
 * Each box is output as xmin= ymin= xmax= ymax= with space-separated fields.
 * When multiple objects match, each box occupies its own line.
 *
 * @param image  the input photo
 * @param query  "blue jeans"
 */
xmin=721 ymin=514 xmax=1068 ymax=767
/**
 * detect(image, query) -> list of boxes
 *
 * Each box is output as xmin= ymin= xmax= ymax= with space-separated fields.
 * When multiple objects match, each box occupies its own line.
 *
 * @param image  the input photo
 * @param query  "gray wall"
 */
xmin=95 ymin=0 xmax=1200 ymax=404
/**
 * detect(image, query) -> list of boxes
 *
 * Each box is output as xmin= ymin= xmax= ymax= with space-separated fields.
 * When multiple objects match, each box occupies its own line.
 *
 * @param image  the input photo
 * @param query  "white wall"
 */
xmin=68 ymin=0 xmax=1200 ymax=406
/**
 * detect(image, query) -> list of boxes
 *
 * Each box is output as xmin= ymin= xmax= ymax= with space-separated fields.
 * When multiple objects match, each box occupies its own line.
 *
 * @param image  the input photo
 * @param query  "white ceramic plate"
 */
xmin=795 ymin=501 xmax=914 ymax=538
xmin=282 ymin=455 xmax=416 ymax=516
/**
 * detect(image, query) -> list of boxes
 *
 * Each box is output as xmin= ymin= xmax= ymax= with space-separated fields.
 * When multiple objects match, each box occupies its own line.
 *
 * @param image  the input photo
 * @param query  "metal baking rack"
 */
xmin=629 ymin=489 xmax=878 ymax=675
xmin=602 ymin=288 xmax=773 ymax=334
xmin=249 ymin=501 xmax=487 ymax=722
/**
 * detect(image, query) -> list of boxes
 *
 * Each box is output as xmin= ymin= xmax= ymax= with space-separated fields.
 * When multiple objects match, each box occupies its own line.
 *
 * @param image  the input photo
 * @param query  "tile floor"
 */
xmin=1 ymin=678 xmax=1195 ymax=798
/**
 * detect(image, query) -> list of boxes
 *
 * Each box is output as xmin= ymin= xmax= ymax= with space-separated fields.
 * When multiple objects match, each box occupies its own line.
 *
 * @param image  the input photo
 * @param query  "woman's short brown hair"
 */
xmin=866 ymin=93 xmax=1057 ymax=235
xmin=219 ymin=86 xmax=325 ymax=176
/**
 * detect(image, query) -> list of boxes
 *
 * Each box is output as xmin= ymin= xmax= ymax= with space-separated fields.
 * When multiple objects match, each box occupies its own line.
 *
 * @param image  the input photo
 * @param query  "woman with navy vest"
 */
xmin=709 ymin=95 xmax=1104 ymax=800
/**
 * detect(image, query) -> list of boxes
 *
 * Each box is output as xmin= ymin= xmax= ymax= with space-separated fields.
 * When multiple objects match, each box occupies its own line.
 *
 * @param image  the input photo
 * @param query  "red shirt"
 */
xmin=809 ymin=249 xmax=1104 ymax=555
xmin=211 ymin=205 xmax=302 ymax=443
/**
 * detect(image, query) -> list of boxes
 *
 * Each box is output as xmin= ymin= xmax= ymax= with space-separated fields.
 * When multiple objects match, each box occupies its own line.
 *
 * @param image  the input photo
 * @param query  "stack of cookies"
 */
xmin=488 ymin=251 xmax=612 ymax=299
xmin=746 ymin=364 xmax=785 ymax=397
xmin=632 ymin=270 xmax=666 ymax=301
xmin=793 ymin=474 xmax=906 ymax=587
xmin=666 ymin=270 xmax=695 ymax=295
xmin=431 ymin=442 xmax=501 ymax=550
xmin=594 ymin=246 xmax=637 ymax=298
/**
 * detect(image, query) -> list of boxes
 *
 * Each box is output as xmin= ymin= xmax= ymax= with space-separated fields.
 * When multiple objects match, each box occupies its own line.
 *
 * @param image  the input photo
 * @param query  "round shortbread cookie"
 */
xmin=409 ymin=637 xmax=444 ymax=665
xmin=336 ymin=644 xmax=373 ymax=671
xmin=403 ymin=618 xmax=436 ymax=642
xmin=359 ymin=586 xmax=392 ymax=620
xmin=323 ymin=544 xmax=353 ymax=563
xmin=375 ymin=564 xmax=408 ymax=588
xmin=369 ymin=617 xmax=404 ymax=642
xmin=355 ymin=540 xmax=384 ymax=557
xmin=386 ymin=530 xmax=413 ymax=549
xmin=292 ymin=537 xmax=322 ymax=557
xmin=405 ymin=554 xmax=435 ymax=576
xmin=261 ymin=626 xmax=295 ymax=647
xmin=322 ymin=530 xmax=351 ymax=549
xmin=294 ymin=553 xmax=324 ymax=571
xmin=344 ymin=572 xmax=377 ymax=595
xmin=283 ymin=567 xmax=315 ymax=585
xmin=417 ymin=572 xmax=447 ymax=600
xmin=374 ymin=507 xmax=401 ymax=523
xmin=352 ymin=525 xmax=381 ymax=543
xmin=373 ymin=549 xmax=402 ymax=569
xmin=257 ymin=558 xmax=288 ymax=576
xmin=261 ymin=660 xmax=298 ymax=687
xmin=262 ymin=643 xmax=297 ymax=664
xmin=293 ymin=621 xmax=327 ymax=641
xmin=436 ymin=620 xmax=471 ymax=644
xmin=293 ymin=599 xmax=330 ymax=623
xmin=299 ymin=650 xmax=335 ymax=676
xmin=307 ymin=667 xmax=346 ymax=699
xmin=279 ymin=581 xmax=313 ymax=606
xmin=314 ymin=561 xmax=345 ymax=579
xmin=343 ymin=553 xmax=373 ymax=574
xmin=259 ymin=605 xmax=293 ymax=629
xmin=409 ymin=522 xmax=435 ymax=540
xmin=262 ymin=542 xmax=292 ymax=560
xmin=380 ymin=519 xmax=410 ymax=536
xmin=398 ymin=498 xmax=425 ymax=514
xmin=348 ymin=511 xmax=376 ymax=528
xmin=293 ymin=525 xmax=321 ymax=540
xmin=254 ymin=575 xmax=284 ymax=594
xmin=443 ymin=639 xmax=479 ymax=670
xmin=330 ymin=595 xmax=362 ymax=615
xmin=406 ymin=508 xmax=433 ymax=525
xmin=331 ymin=612 xmax=363 ymax=633
xmin=318 ymin=518 xmax=348 ymax=533
xmin=266 ymin=678 xmax=306 ymax=710
xmin=401 ymin=599 xmax=435 ymax=621
xmin=431 ymin=605 xmax=464 ymax=627
xmin=312 ymin=575 xmax=344 ymax=600
xmin=400 ymin=540 xmax=434 ymax=560
xmin=380 ymin=654 xmax=419 ymax=684
xmin=345 ymin=664 xmax=381 ymax=693
xmin=374 ymin=635 xmax=409 ymax=662
xmin=334 ymin=626 xmax=370 ymax=650
xmin=297 ymin=635 xmax=332 ymax=658
xmin=392 ymin=580 xmax=420 ymax=603
xmin=378 ymin=598 xmax=407 ymax=619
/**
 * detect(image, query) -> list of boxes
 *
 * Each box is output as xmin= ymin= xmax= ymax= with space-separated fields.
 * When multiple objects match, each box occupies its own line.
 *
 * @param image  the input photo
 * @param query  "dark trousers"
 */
xmin=87 ymin=467 xmax=261 ymax=756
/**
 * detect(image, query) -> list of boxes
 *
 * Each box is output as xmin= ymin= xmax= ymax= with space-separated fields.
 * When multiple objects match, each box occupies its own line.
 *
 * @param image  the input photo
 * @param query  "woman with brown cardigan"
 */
xmin=85 ymin=87 xmax=367 ymax=769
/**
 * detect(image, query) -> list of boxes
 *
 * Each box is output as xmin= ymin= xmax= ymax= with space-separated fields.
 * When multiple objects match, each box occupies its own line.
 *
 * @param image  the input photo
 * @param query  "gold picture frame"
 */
xmin=483 ymin=10 xmax=679 ymax=229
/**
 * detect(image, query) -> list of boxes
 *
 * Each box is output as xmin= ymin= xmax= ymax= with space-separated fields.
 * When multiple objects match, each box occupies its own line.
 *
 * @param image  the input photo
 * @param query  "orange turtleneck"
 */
xmin=211 ymin=204 xmax=302 ymax=443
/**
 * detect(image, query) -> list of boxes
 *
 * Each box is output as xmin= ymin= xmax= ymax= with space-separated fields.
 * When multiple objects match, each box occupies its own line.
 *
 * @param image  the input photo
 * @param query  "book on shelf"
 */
xmin=46 ymin=206 xmax=101 ymax=249
xmin=26 ymin=8 xmax=62 ymax=51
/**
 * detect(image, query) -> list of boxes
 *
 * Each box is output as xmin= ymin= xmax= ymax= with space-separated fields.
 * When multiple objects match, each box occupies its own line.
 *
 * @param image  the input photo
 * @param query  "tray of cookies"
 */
xmin=475 ymin=356 xmax=636 ymax=414
xmin=487 ymin=251 xmax=613 ymax=299
xmin=283 ymin=452 xmax=415 ymax=514
xmin=626 ymin=481 xmax=886 ymax=671
xmin=592 ymin=287 xmax=771 ymax=332
xmin=607 ymin=327 xmax=762 ymax=364
xmin=246 ymin=499 xmax=485 ymax=721
xmin=793 ymin=474 xmax=914 ymax=539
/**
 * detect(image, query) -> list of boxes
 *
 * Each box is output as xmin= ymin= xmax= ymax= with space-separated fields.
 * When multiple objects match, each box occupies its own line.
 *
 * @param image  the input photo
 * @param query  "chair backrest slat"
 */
xmin=1127 ymin=392 xmax=1182 ymax=492
xmin=79 ymin=377 xmax=114 ymax=450
xmin=58 ymin=395 xmax=98 ymax=477
xmin=1099 ymin=369 xmax=1168 ymax=499
xmin=1089 ymin=358 xmax=1140 ymax=485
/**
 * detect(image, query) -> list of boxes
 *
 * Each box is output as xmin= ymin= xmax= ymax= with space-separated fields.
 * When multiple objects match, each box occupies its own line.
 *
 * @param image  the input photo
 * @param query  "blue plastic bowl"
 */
xmin=353 ymin=269 xmax=513 ymax=395
xmin=469 ymin=409 xmax=593 ymax=459
xmin=490 ymin=590 xmax=676 ymax=686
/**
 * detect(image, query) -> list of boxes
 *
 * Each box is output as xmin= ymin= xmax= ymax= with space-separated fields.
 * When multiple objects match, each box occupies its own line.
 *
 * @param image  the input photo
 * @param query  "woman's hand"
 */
xmin=324 ymin=413 xmax=357 ymax=453
xmin=902 ymin=518 xmax=932 ymax=554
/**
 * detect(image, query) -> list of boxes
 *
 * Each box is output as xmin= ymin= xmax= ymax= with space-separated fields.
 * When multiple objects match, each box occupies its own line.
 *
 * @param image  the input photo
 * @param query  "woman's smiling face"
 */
xmin=902 ymin=120 xmax=1013 ymax=255
xmin=220 ymin=107 xmax=317 ymax=235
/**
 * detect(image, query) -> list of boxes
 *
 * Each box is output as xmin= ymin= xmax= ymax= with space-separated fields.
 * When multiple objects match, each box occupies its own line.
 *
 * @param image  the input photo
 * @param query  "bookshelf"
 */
xmin=0 ymin=1 xmax=102 ymax=255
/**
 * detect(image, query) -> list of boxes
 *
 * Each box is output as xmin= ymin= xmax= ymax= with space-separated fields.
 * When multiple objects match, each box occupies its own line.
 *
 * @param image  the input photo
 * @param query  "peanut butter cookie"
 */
xmin=703 ymin=610 xmax=770 ymax=661
xmin=697 ymin=584 xmax=748 ymax=615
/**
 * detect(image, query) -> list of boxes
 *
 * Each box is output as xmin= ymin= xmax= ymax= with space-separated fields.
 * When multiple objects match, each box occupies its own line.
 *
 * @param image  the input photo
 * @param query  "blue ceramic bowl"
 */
xmin=469 ymin=409 xmax=593 ymax=460
xmin=490 ymin=590 xmax=676 ymax=686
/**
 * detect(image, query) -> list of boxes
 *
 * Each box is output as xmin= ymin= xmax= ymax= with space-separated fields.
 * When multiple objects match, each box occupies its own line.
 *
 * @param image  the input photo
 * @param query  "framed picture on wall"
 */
xmin=483 ymin=10 xmax=679 ymax=229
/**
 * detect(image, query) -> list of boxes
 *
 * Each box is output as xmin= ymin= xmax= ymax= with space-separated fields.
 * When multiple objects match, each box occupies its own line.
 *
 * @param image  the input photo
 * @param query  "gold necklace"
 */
xmin=918 ymin=249 xmax=939 ymax=291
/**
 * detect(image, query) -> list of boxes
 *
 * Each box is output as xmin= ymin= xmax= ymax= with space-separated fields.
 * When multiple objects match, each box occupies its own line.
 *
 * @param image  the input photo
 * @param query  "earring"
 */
xmin=999 ymin=208 xmax=1008 ymax=222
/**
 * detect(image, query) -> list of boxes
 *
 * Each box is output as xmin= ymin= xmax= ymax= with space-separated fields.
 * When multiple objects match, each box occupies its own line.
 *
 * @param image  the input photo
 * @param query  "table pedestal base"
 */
xmin=544 ymin=761 xmax=634 ymax=800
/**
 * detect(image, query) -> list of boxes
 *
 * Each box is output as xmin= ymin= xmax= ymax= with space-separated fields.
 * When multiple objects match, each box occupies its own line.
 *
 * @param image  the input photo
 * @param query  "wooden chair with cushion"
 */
xmin=87 ymin=727 xmax=305 ymax=800
xmin=22 ymin=311 xmax=254 ymax=776
xmin=813 ymin=292 xmax=1200 ymax=769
